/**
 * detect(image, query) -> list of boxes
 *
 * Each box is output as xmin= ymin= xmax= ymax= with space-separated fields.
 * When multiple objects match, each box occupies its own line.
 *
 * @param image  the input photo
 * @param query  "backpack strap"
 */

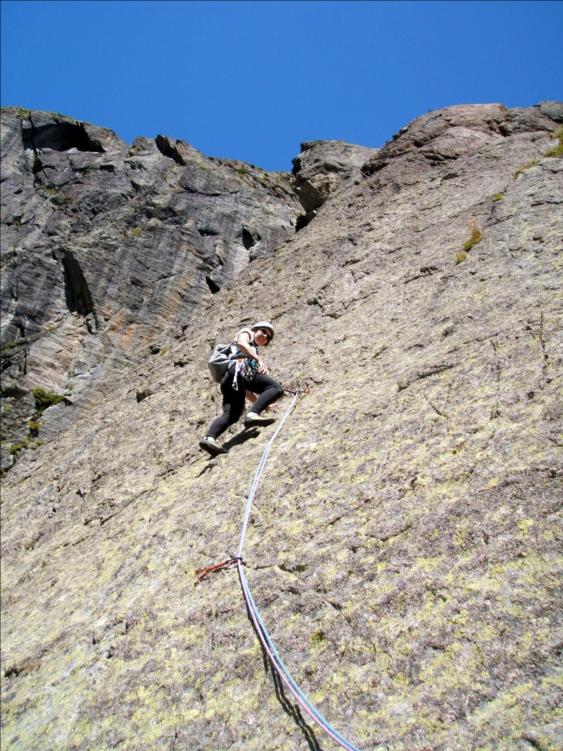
xmin=232 ymin=328 xmax=258 ymax=391
xmin=232 ymin=328 xmax=257 ymax=358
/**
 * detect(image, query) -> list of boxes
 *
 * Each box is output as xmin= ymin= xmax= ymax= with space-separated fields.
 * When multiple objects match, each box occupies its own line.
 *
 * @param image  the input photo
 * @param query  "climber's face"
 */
xmin=255 ymin=328 xmax=271 ymax=346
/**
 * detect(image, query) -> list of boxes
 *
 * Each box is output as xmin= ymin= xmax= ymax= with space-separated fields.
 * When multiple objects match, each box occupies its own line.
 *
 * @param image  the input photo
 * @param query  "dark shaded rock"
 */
xmin=154 ymin=134 xmax=187 ymax=165
xmin=0 ymin=107 xmax=301 ymax=465
xmin=292 ymin=139 xmax=378 ymax=213
xmin=135 ymin=388 xmax=153 ymax=403
xmin=296 ymin=210 xmax=317 ymax=231
xmin=538 ymin=100 xmax=563 ymax=122
xmin=22 ymin=118 xmax=105 ymax=153
xmin=54 ymin=249 xmax=97 ymax=323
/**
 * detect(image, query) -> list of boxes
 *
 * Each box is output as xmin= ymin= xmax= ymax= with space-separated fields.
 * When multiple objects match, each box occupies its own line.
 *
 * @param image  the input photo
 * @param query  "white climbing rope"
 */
xmin=234 ymin=390 xmax=362 ymax=751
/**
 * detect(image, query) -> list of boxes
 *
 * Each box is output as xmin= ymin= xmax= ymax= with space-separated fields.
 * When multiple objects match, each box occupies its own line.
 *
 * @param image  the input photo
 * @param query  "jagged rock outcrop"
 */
xmin=1 ymin=102 xmax=562 ymax=751
xmin=1 ymin=109 xmax=378 ymax=472
xmin=292 ymin=139 xmax=377 ymax=227
xmin=1 ymin=109 xmax=301 ymax=469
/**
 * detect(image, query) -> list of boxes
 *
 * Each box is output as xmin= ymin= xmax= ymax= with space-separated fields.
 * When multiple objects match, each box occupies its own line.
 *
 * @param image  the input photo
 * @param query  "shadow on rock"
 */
xmin=245 ymin=602 xmax=323 ymax=751
xmin=222 ymin=427 xmax=261 ymax=451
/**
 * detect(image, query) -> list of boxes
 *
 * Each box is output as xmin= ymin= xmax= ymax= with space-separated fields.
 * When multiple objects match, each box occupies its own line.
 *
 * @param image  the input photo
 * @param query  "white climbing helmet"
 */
xmin=251 ymin=321 xmax=275 ymax=341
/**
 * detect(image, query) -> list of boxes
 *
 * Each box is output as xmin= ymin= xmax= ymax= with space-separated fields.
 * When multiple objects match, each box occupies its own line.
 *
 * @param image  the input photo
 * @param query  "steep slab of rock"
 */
xmin=1 ymin=102 xmax=562 ymax=751
xmin=0 ymin=108 xmax=301 ymax=468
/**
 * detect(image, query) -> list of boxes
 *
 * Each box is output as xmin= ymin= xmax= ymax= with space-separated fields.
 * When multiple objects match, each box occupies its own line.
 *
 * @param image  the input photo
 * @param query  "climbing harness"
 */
xmin=197 ymin=389 xmax=362 ymax=751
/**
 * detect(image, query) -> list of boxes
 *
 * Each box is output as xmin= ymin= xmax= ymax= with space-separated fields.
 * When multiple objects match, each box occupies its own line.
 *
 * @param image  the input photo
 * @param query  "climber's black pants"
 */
xmin=207 ymin=370 xmax=284 ymax=439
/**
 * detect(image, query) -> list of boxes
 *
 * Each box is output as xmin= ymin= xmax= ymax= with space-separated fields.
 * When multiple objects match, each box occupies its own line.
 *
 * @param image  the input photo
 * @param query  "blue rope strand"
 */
xmin=235 ymin=390 xmax=362 ymax=751
xmin=238 ymin=563 xmax=361 ymax=751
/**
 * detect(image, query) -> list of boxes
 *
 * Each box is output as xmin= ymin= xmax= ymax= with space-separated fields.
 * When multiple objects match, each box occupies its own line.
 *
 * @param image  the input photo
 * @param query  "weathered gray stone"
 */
xmin=1 ymin=108 xmax=302 ymax=464
xmin=1 ymin=102 xmax=562 ymax=751
xmin=538 ymin=99 xmax=563 ymax=122
xmin=292 ymin=139 xmax=378 ymax=214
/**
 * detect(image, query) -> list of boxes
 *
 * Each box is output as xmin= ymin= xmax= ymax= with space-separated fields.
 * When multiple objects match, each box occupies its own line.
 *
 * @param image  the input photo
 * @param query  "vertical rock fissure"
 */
xmin=23 ymin=115 xmax=45 ymax=178
xmin=241 ymin=226 xmax=260 ymax=250
xmin=57 ymin=249 xmax=98 ymax=331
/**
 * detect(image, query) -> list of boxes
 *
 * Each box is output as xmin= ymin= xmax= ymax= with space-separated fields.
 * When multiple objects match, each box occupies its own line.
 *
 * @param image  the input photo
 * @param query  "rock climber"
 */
xmin=199 ymin=321 xmax=284 ymax=456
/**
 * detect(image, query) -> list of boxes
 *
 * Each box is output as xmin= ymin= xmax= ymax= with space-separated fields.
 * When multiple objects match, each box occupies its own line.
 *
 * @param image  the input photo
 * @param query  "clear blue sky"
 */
xmin=1 ymin=0 xmax=562 ymax=171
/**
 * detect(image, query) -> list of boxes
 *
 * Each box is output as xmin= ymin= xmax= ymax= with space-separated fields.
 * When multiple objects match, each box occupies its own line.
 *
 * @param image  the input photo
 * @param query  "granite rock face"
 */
xmin=1 ymin=103 xmax=562 ymax=751
xmin=292 ymin=139 xmax=377 ymax=226
xmin=0 ymin=108 xmax=304 ymax=469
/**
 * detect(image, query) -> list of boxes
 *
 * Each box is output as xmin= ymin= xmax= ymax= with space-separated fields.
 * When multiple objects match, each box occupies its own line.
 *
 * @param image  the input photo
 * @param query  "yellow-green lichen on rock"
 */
xmin=1 ymin=102 xmax=562 ymax=750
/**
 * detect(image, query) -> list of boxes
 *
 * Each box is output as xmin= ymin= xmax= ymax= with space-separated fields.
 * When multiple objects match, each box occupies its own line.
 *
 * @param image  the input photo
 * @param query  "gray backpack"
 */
xmin=208 ymin=342 xmax=235 ymax=383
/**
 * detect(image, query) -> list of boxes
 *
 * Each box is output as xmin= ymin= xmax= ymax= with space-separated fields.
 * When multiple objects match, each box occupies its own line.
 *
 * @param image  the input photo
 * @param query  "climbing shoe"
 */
xmin=199 ymin=436 xmax=228 ymax=456
xmin=244 ymin=412 xmax=276 ymax=428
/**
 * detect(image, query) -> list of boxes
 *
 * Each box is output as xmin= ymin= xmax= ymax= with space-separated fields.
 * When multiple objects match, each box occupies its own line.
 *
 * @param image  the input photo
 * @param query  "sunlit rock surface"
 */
xmin=1 ymin=102 xmax=562 ymax=751
xmin=292 ymin=139 xmax=377 ymax=226
xmin=0 ymin=108 xmax=302 ymax=468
